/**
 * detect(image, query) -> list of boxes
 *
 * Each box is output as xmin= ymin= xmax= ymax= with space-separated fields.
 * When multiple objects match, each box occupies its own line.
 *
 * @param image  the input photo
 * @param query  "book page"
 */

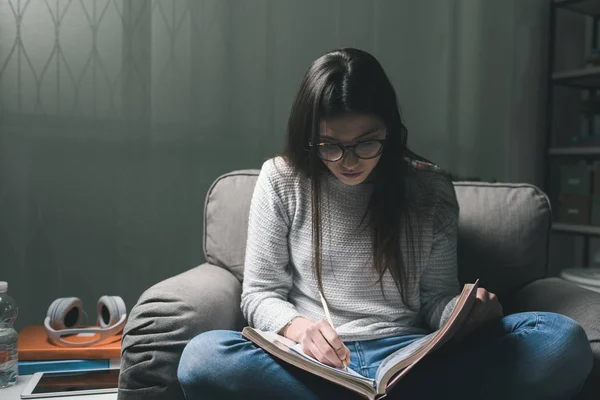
xmin=374 ymin=331 xmax=437 ymax=383
xmin=376 ymin=281 xmax=479 ymax=392
xmin=242 ymin=280 xmax=477 ymax=398
xmin=256 ymin=330 xmax=374 ymax=385
xmin=290 ymin=343 xmax=373 ymax=383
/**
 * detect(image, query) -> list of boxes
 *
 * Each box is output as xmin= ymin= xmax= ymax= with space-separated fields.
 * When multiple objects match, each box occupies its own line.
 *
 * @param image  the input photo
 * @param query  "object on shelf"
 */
xmin=591 ymin=196 xmax=600 ymax=225
xmin=557 ymin=194 xmax=591 ymax=225
xmin=18 ymin=325 xmax=122 ymax=361
xmin=560 ymin=163 xmax=591 ymax=195
xmin=18 ymin=358 xmax=120 ymax=375
xmin=568 ymin=134 xmax=600 ymax=147
xmin=594 ymin=162 xmax=600 ymax=194
xmin=582 ymin=90 xmax=600 ymax=115
xmin=559 ymin=267 xmax=600 ymax=293
xmin=586 ymin=49 xmax=600 ymax=67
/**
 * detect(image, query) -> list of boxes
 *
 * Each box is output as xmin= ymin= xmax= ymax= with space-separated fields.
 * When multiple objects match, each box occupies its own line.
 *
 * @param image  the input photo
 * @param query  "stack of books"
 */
xmin=17 ymin=325 xmax=121 ymax=375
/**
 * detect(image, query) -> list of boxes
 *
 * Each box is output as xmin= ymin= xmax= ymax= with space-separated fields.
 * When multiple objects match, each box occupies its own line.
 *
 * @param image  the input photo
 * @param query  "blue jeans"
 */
xmin=177 ymin=312 xmax=593 ymax=399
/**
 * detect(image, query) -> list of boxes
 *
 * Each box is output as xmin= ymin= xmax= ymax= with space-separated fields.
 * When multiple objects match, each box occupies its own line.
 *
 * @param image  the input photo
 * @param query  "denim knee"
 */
xmin=555 ymin=314 xmax=593 ymax=380
xmin=537 ymin=313 xmax=593 ymax=393
xmin=177 ymin=330 xmax=234 ymax=392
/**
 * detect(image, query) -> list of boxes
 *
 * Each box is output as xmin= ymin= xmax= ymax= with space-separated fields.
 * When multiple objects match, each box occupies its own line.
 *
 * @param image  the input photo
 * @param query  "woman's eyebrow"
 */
xmin=319 ymin=128 xmax=381 ymax=142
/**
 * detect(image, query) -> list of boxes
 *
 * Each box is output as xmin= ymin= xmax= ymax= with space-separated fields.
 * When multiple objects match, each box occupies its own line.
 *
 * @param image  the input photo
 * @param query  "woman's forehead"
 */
xmin=319 ymin=114 xmax=384 ymax=139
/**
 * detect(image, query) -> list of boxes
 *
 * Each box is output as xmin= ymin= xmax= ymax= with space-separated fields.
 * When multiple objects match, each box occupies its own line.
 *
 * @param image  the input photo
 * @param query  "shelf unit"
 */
xmin=555 ymin=0 xmax=600 ymax=16
xmin=552 ymin=66 xmax=600 ymax=88
xmin=549 ymin=146 xmax=600 ymax=155
xmin=553 ymin=222 xmax=600 ymax=235
xmin=546 ymin=0 xmax=600 ymax=266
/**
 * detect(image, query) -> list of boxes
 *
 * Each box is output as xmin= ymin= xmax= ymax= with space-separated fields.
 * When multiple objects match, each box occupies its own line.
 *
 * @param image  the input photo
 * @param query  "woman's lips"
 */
xmin=340 ymin=171 xmax=363 ymax=179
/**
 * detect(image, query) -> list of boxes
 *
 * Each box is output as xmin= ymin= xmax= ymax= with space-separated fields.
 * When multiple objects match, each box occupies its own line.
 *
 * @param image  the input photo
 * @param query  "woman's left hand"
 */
xmin=454 ymin=287 xmax=503 ymax=341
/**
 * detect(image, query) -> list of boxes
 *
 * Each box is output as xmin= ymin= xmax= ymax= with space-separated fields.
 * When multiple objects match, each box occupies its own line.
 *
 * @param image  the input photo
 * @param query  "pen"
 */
xmin=319 ymin=291 xmax=348 ymax=371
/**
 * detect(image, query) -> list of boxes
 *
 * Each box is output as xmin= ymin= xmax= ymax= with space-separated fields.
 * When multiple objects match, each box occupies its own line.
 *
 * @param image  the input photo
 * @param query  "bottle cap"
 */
xmin=0 ymin=282 xmax=6 ymax=293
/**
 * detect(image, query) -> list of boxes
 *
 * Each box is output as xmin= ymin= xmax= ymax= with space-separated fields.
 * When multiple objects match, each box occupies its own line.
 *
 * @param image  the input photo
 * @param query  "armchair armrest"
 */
xmin=118 ymin=263 xmax=246 ymax=400
xmin=505 ymin=277 xmax=600 ymax=400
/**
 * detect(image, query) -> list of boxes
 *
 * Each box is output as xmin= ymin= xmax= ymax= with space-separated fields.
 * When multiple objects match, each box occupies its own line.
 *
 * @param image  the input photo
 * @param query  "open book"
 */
xmin=241 ymin=280 xmax=479 ymax=400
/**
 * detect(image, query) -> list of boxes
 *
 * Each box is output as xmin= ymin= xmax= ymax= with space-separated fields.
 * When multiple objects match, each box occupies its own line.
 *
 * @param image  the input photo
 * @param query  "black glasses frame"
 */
xmin=309 ymin=134 xmax=388 ymax=162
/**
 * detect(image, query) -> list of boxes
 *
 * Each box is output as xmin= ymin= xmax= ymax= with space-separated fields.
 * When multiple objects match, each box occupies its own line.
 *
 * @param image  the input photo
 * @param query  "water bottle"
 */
xmin=0 ymin=281 xmax=18 ymax=388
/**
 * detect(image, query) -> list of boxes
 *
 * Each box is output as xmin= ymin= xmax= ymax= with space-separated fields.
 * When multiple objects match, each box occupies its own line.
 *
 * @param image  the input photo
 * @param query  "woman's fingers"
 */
xmin=455 ymin=288 xmax=504 ymax=342
xmin=304 ymin=339 xmax=332 ymax=367
xmin=311 ymin=328 xmax=345 ymax=368
xmin=318 ymin=320 xmax=350 ymax=364
xmin=301 ymin=320 xmax=348 ymax=369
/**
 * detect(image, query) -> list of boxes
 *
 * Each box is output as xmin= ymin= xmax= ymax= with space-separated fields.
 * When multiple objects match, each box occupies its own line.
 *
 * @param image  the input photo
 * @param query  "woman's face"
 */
xmin=318 ymin=113 xmax=387 ymax=185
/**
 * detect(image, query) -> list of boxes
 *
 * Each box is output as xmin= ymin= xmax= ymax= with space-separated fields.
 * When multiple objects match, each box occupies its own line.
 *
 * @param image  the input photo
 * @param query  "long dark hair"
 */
xmin=283 ymin=48 xmax=439 ymax=305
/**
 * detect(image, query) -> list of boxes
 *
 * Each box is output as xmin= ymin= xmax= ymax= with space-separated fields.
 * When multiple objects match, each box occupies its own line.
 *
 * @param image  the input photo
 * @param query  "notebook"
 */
xmin=242 ymin=280 xmax=479 ymax=400
xmin=18 ymin=325 xmax=122 ymax=361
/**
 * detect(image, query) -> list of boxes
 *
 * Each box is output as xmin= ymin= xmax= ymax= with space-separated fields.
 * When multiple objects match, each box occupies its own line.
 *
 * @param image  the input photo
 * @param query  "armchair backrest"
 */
xmin=452 ymin=182 xmax=551 ymax=297
xmin=203 ymin=170 xmax=551 ymax=298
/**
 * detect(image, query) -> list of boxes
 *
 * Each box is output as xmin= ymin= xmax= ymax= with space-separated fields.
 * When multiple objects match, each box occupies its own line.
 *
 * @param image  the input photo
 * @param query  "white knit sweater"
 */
xmin=240 ymin=157 xmax=460 ymax=341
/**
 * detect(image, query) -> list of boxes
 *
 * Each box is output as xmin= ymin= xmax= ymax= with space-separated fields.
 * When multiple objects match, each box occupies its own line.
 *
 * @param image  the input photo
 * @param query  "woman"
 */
xmin=177 ymin=48 xmax=592 ymax=399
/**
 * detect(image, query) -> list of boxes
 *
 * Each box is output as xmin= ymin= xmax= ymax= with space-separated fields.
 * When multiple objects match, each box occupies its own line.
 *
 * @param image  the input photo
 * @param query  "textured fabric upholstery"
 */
xmin=454 ymin=182 xmax=551 ymax=298
xmin=203 ymin=170 xmax=259 ymax=282
xmin=118 ymin=263 xmax=245 ymax=400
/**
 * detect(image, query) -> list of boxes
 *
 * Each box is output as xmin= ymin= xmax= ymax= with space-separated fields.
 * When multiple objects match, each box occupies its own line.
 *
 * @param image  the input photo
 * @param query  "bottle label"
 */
xmin=0 ymin=343 xmax=17 ymax=365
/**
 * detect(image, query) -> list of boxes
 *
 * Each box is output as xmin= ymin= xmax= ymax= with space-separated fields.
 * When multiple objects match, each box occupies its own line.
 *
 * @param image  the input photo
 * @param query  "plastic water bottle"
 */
xmin=0 ymin=281 xmax=18 ymax=388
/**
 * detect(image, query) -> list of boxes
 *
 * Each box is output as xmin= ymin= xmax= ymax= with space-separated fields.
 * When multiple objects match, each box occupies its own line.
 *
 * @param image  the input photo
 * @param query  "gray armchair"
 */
xmin=117 ymin=170 xmax=600 ymax=400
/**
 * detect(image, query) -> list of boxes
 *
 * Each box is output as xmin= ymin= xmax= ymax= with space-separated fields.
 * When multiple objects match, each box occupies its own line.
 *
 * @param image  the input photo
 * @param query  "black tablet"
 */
xmin=21 ymin=368 xmax=119 ymax=398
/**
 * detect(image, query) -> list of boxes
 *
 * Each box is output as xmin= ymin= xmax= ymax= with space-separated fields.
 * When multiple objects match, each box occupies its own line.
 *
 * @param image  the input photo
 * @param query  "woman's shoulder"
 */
xmin=404 ymin=155 xmax=459 ymax=230
xmin=404 ymin=156 xmax=455 ymax=197
xmin=258 ymin=156 xmax=304 ymax=196
xmin=260 ymin=156 xmax=299 ymax=181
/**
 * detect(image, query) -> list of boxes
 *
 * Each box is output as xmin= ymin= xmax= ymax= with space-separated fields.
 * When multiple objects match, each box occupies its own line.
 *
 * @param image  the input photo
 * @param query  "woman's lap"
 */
xmin=177 ymin=329 xmax=354 ymax=400
xmin=390 ymin=312 xmax=592 ymax=399
xmin=177 ymin=312 xmax=593 ymax=400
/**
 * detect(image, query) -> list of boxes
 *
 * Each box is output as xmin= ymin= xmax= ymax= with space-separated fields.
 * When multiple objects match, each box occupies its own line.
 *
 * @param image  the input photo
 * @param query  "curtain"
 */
xmin=0 ymin=0 xmax=550 ymax=330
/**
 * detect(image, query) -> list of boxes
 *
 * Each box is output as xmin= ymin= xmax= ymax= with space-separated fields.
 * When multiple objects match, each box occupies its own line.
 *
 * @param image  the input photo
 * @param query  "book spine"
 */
xmin=18 ymin=351 xmax=122 ymax=361
xmin=18 ymin=359 xmax=120 ymax=375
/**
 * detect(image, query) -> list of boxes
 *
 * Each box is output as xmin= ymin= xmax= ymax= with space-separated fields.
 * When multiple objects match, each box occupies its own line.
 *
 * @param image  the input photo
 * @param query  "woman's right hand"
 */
xmin=282 ymin=317 xmax=350 ymax=369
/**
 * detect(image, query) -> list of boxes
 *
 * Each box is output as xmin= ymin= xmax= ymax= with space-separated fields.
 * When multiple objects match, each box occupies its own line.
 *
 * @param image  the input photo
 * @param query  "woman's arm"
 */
xmin=241 ymin=162 xmax=350 ymax=368
xmin=419 ymin=176 xmax=461 ymax=331
xmin=240 ymin=161 xmax=301 ymax=333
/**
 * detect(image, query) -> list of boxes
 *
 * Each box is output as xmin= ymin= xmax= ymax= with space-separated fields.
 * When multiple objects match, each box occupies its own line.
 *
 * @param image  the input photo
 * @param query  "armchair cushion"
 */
xmin=454 ymin=182 xmax=551 ymax=298
xmin=117 ymin=263 xmax=245 ymax=400
xmin=203 ymin=170 xmax=259 ymax=282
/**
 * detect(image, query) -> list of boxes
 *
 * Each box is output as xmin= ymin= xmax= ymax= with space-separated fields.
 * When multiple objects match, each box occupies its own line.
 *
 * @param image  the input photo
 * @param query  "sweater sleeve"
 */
xmin=419 ymin=175 xmax=461 ymax=331
xmin=240 ymin=161 xmax=301 ymax=333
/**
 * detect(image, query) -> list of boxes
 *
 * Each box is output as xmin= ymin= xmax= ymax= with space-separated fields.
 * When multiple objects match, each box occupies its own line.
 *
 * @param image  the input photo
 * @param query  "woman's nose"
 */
xmin=341 ymin=150 xmax=359 ymax=169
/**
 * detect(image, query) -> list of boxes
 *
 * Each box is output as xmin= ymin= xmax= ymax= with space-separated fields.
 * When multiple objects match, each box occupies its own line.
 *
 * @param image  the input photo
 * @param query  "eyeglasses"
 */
xmin=310 ymin=134 xmax=388 ymax=162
